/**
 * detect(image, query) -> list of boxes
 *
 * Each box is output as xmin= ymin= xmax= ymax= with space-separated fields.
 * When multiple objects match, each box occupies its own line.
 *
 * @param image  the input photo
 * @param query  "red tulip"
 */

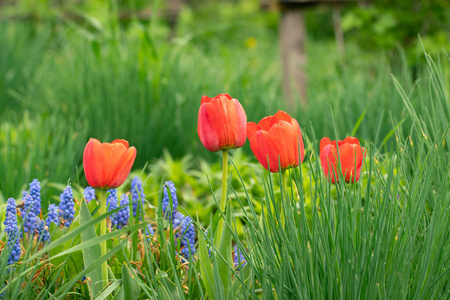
xmin=247 ymin=110 xmax=305 ymax=173
xmin=319 ymin=136 xmax=366 ymax=183
xmin=197 ymin=93 xmax=247 ymax=152
xmin=83 ymin=138 xmax=137 ymax=189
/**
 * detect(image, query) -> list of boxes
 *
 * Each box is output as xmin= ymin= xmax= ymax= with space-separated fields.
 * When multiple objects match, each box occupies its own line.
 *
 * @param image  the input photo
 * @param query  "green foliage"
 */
xmin=0 ymin=113 xmax=88 ymax=206
xmin=342 ymin=0 xmax=450 ymax=61
xmin=2 ymin=1 xmax=445 ymax=200
xmin=0 ymin=2 xmax=449 ymax=298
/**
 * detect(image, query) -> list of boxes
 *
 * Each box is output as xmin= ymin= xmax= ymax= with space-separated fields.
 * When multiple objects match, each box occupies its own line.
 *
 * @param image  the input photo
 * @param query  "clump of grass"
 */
xmin=1 ymin=5 xmax=443 ymax=200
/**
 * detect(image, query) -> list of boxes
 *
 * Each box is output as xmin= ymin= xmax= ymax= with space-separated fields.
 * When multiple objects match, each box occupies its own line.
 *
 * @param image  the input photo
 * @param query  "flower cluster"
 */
xmin=58 ymin=186 xmax=75 ymax=227
xmin=22 ymin=194 xmax=38 ymax=234
xmin=107 ymin=189 xmax=118 ymax=210
xmin=46 ymin=204 xmax=59 ymax=227
xmin=233 ymin=244 xmax=247 ymax=270
xmin=179 ymin=215 xmax=196 ymax=258
xmin=166 ymin=188 xmax=196 ymax=259
xmin=146 ymin=224 xmax=154 ymax=236
xmin=29 ymin=179 xmax=41 ymax=217
xmin=4 ymin=198 xmax=21 ymax=265
xmin=106 ymin=180 xmax=149 ymax=231
xmin=162 ymin=181 xmax=178 ymax=217
xmin=36 ymin=219 xmax=50 ymax=243
xmin=4 ymin=198 xmax=17 ymax=233
xmin=131 ymin=177 xmax=145 ymax=217
xmin=107 ymin=189 xmax=123 ymax=230
xmin=198 ymin=94 xmax=366 ymax=183
xmin=83 ymin=186 xmax=96 ymax=203
xmin=111 ymin=194 xmax=130 ymax=229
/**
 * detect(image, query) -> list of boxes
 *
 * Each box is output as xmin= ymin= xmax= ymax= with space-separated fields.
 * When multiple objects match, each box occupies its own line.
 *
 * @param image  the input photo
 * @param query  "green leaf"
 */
xmin=122 ymin=264 xmax=140 ymax=300
xmin=157 ymin=277 xmax=180 ymax=299
xmin=231 ymin=264 xmax=251 ymax=297
xmin=351 ymin=106 xmax=368 ymax=136
xmin=198 ymin=227 xmax=215 ymax=298
xmin=52 ymin=238 xmax=131 ymax=299
xmin=94 ymin=280 xmax=122 ymax=300
xmin=217 ymin=202 xmax=233 ymax=297
xmin=80 ymin=199 xmax=103 ymax=298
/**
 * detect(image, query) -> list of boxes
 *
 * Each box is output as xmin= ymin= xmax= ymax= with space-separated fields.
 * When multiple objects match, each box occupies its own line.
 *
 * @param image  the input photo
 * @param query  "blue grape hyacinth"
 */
xmin=172 ymin=211 xmax=184 ymax=228
xmin=22 ymin=194 xmax=37 ymax=234
xmin=29 ymin=179 xmax=41 ymax=217
xmin=46 ymin=204 xmax=59 ymax=227
xmin=58 ymin=186 xmax=75 ymax=227
xmin=4 ymin=198 xmax=16 ymax=231
xmin=83 ymin=186 xmax=96 ymax=203
xmin=30 ymin=179 xmax=41 ymax=216
xmin=4 ymin=205 xmax=21 ymax=265
xmin=234 ymin=244 xmax=247 ymax=270
xmin=36 ymin=219 xmax=50 ymax=243
xmin=162 ymin=181 xmax=178 ymax=217
xmin=107 ymin=189 xmax=118 ymax=210
xmin=131 ymin=177 xmax=145 ymax=217
xmin=146 ymin=224 xmax=155 ymax=236
xmin=111 ymin=194 xmax=130 ymax=229
xmin=6 ymin=226 xmax=21 ymax=265
xmin=171 ymin=211 xmax=196 ymax=259
xmin=179 ymin=216 xmax=196 ymax=258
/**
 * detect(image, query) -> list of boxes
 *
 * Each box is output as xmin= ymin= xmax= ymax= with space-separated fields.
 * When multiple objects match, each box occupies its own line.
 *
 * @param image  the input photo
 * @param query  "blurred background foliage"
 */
xmin=0 ymin=0 xmax=449 ymax=203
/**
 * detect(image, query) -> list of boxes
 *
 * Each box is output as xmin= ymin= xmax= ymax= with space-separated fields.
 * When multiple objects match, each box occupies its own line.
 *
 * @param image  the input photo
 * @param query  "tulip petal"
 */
xmin=267 ymin=120 xmax=297 ymax=168
xmin=198 ymin=102 xmax=221 ymax=152
xmin=100 ymin=142 xmax=127 ymax=187
xmin=258 ymin=116 xmax=274 ymax=132
xmin=224 ymin=97 xmax=246 ymax=149
xmin=247 ymin=122 xmax=260 ymax=140
xmin=320 ymin=137 xmax=332 ymax=153
xmin=250 ymin=131 xmax=282 ymax=173
xmin=320 ymin=144 xmax=337 ymax=183
xmin=112 ymin=139 xmax=129 ymax=148
xmin=231 ymin=99 xmax=247 ymax=147
xmin=291 ymin=118 xmax=305 ymax=163
xmin=342 ymin=136 xmax=360 ymax=146
xmin=83 ymin=139 xmax=105 ymax=188
xmin=201 ymin=95 xmax=213 ymax=104
xmin=214 ymin=95 xmax=233 ymax=148
xmin=339 ymin=143 xmax=364 ymax=182
xmin=108 ymin=146 xmax=137 ymax=188
xmin=273 ymin=110 xmax=292 ymax=123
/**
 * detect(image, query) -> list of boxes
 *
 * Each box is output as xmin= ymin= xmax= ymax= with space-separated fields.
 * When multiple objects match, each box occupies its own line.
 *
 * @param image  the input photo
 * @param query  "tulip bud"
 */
xmin=197 ymin=93 xmax=247 ymax=152
xmin=247 ymin=110 xmax=305 ymax=173
xmin=319 ymin=136 xmax=366 ymax=183
xmin=83 ymin=138 xmax=136 ymax=189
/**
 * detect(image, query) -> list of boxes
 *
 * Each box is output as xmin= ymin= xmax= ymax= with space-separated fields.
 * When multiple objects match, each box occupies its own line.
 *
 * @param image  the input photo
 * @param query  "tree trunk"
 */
xmin=279 ymin=8 xmax=307 ymax=110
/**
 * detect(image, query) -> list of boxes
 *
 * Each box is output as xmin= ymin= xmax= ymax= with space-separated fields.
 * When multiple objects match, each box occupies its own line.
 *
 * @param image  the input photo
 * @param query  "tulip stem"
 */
xmin=100 ymin=189 xmax=108 ymax=289
xmin=281 ymin=170 xmax=287 ymax=226
xmin=220 ymin=149 xmax=229 ymax=212
xmin=215 ymin=149 xmax=229 ymax=247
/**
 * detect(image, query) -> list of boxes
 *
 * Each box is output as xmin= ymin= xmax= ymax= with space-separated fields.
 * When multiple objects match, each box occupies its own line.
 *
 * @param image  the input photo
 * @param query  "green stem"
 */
xmin=281 ymin=170 xmax=287 ymax=226
xmin=100 ymin=189 xmax=108 ymax=289
xmin=220 ymin=149 xmax=229 ymax=212
xmin=215 ymin=149 xmax=229 ymax=247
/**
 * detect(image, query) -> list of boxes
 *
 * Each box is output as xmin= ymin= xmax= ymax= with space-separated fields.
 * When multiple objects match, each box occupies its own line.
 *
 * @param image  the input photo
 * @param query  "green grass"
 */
xmin=0 ymin=2 xmax=449 ymax=298
xmin=2 ymin=2 xmax=448 ymax=199
xmin=1 ymin=53 xmax=448 ymax=296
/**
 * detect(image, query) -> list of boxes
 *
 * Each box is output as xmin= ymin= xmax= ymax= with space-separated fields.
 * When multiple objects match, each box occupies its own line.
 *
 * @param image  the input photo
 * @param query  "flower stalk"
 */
xmin=100 ymin=189 xmax=108 ymax=288
xmin=280 ymin=170 xmax=287 ymax=226
xmin=215 ymin=149 xmax=229 ymax=247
